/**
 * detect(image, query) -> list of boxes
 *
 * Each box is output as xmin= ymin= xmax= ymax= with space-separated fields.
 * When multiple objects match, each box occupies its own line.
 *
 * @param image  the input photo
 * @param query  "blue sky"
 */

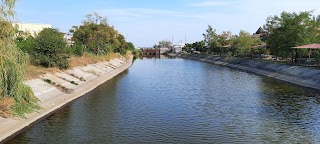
xmin=15 ymin=0 xmax=320 ymax=47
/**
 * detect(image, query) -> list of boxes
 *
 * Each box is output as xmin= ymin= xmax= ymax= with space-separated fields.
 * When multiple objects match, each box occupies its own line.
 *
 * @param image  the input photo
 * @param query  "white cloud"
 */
xmin=189 ymin=1 xmax=232 ymax=7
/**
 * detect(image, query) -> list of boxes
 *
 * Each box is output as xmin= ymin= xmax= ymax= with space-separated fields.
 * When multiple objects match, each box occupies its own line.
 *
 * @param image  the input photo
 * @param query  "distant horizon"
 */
xmin=15 ymin=0 xmax=320 ymax=47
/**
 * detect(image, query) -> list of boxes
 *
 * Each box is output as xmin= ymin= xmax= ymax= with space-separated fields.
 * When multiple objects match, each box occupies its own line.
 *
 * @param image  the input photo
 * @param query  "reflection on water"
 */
xmin=8 ymin=58 xmax=320 ymax=143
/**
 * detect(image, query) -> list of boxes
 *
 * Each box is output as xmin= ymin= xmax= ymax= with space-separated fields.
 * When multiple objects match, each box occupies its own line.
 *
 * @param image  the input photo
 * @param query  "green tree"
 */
xmin=0 ymin=0 xmax=39 ymax=117
xmin=193 ymin=41 xmax=206 ymax=52
xmin=72 ymin=12 xmax=123 ymax=55
xmin=157 ymin=40 xmax=172 ymax=48
xmin=264 ymin=11 xmax=319 ymax=58
xmin=34 ymin=28 xmax=69 ymax=68
xmin=217 ymin=31 xmax=233 ymax=47
xmin=113 ymin=34 xmax=129 ymax=54
xmin=15 ymin=35 xmax=36 ymax=54
xmin=203 ymin=25 xmax=218 ymax=53
xmin=183 ymin=43 xmax=193 ymax=52
xmin=126 ymin=42 xmax=135 ymax=51
xmin=217 ymin=31 xmax=233 ymax=55
xmin=232 ymin=30 xmax=260 ymax=57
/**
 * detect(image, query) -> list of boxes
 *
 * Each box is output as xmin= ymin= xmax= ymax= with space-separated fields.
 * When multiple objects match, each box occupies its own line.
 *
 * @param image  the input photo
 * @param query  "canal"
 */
xmin=8 ymin=58 xmax=320 ymax=143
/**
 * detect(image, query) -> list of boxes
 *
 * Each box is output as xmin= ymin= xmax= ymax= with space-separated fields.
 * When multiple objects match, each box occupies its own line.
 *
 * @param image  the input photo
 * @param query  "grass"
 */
xmin=70 ymin=81 xmax=79 ymax=85
xmin=25 ymin=65 xmax=61 ymax=80
xmin=86 ymin=70 xmax=98 ymax=76
xmin=79 ymin=77 xmax=86 ymax=81
xmin=42 ymin=78 xmax=73 ymax=94
xmin=25 ymin=52 xmax=123 ymax=80
xmin=69 ymin=73 xmax=86 ymax=82
xmin=69 ymin=52 xmax=121 ymax=68
xmin=0 ymin=97 xmax=15 ymax=118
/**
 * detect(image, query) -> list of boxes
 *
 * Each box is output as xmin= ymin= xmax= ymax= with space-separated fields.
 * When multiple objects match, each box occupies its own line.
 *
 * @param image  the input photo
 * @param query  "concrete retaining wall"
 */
xmin=178 ymin=53 xmax=320 ymax=91
xmin=0 ymin=56 xmax=133 ymax=143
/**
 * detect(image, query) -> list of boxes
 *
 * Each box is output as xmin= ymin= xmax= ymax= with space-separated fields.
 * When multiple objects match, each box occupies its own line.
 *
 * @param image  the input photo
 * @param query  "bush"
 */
xmin=34 ymin=28 xmax=70 ymax=68
xmin=0 ymin=0 xmax=40 ymax=117
xmin=15 ymin=36 xmax=36 ymax=54
xmin=71 ymin=44 xmax=84 ymax=56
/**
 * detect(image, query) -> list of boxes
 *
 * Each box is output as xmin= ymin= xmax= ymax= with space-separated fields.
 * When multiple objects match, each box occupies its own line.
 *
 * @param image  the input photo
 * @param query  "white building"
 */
xmin=64 ymin=33 xmax=75 ymax=46
xmin=173 ymin=43 xmax=185 ymax=53
xmin=13 ymin=22 xmax=52 ymax=37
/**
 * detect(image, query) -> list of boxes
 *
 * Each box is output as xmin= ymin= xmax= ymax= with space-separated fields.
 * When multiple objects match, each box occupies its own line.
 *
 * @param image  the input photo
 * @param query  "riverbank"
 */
xmin=177 ymin=53 xmax=320 ymax=91
xmin=0 ymin=56 xmax=133 ymax=143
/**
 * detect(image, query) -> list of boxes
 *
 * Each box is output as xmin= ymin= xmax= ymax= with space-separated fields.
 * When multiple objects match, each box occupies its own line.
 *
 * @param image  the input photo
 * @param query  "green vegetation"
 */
xmin=34 ymin=28 xmax=69 ymax=68
xmin=15 ymin=35 xmax=36 ymax=54
xmin=185 ymin=25 xmax=262 ymax=57
xmin=184 ymin=11 xmax=320 ymax=61
xmin=13 ymin=12 xmax=135 ymax=78
xmin=0 ymin=1 xmax=134 ymax=117
xmin=0 ymin=0 xmax=39 ymax=117
xmin=132 ymin=49 xmax=142 ymax=58
xmin=43 ymin=79 xmax=53 ymax=84
xmin=154 ymin=40 xmax=172 ymax=48
xmin=71 ymin=12 xmax=134 ymax=56
xmin=14 ymin=12 xmax=135 ymax=71
xmin=79 ymin=77 xmax=86 ymax=81
xmin=264 ymin=11 xmax=320 ymax=58
xmin=70 ymin=81 xmax=78 ymax=85
xmin=232 ymin=30 xmax=262 ymax=57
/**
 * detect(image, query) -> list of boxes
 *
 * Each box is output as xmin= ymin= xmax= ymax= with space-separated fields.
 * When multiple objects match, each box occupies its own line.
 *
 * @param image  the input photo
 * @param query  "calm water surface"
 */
xmin=8 ymin=57 xmax=320 ymax=143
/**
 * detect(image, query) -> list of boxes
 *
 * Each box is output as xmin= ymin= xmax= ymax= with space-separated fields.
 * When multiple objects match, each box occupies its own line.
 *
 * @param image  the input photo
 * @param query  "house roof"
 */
xmin=222 ymin=45 xmax=231 ymax=48
xmin=292 ymin=43 xmax=320 ymax=49
xmin=256 ymin=27 xmax=266 ymax=34
xmin=251 ymin=44 xmax=267 ymax=49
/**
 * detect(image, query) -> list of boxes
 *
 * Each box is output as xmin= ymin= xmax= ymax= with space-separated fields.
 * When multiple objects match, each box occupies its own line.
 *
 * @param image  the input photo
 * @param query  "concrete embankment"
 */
xmin=0 ymin=56 xmax=133 ymax=143
xmin=178 ymin=53 xmax=320 ymax=91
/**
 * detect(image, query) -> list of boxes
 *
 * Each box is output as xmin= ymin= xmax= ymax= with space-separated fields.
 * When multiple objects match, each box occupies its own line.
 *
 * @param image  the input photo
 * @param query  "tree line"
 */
xmin=16 ymin=12 xmax=135 ymax=69
xmin=184 ymin=11 xmax=320 ymax=59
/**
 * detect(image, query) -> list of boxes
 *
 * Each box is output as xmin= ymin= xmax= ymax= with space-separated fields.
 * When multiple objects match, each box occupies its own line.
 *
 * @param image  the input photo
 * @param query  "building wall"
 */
xmin=13 ymin=23 xmax=52 ymax=37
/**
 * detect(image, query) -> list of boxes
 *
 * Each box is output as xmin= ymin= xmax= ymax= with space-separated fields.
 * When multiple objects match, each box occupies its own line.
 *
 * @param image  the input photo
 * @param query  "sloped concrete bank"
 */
xmin=177 ymin=53 xmax=320 ymax=91
xmin=0 ymin=56 xmax=133 ymax=143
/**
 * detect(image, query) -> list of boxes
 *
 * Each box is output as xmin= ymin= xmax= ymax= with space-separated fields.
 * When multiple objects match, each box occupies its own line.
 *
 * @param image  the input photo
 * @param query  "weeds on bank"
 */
xmin=25 ymin=52 xmax=124 ymax=80
xmin=43 ymin=79 xmax=73 ymax=94
xmin=0 ymin=97 xmax=15 ymax=118
xmin=69 ymin=53 xmax=121 ymax=68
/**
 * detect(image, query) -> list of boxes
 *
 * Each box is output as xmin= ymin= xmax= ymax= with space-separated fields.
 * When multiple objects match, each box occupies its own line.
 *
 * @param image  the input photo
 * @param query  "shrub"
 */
xmin=34 ymin=28 xmax=70 ymax=68
xmin=71 ymin=44 xmax=84 ymax=56
xmin=0 ymin=0 xmax=40 ymax=117
xmin=15 ymin=36 xmax=36 ymax=54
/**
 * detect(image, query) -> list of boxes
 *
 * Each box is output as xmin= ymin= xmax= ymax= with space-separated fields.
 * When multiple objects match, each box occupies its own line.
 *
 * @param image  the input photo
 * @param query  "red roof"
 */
xmin=251 ymin=44 xmax=267 ymax=49
xmin=292 ymin=43 xmax=320 ymax=49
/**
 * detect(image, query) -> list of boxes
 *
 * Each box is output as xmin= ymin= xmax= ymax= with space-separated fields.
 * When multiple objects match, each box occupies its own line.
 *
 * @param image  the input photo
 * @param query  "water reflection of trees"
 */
xmin=256 ymin=78 xmax=320 ymax=143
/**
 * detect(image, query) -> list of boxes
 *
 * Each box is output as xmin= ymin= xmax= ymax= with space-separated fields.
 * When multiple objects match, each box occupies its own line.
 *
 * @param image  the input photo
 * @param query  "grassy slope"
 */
xmin=25 ymin=52 xmax=129 ymax=80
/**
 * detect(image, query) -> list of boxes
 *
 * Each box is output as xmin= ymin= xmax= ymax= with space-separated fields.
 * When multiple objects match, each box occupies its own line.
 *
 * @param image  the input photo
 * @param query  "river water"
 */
xmin=8 ymin=57 xmax=320 ymax=143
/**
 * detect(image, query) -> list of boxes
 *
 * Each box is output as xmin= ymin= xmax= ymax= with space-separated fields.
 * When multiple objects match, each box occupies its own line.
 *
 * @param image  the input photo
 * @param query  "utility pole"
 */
xmin=172 ymin=35 xmax=174 ymax=45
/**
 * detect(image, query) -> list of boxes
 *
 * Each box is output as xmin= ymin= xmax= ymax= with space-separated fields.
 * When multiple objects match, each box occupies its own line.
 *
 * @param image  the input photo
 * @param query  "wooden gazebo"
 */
xmin=292 ymin=43 xmax=320 ymax=66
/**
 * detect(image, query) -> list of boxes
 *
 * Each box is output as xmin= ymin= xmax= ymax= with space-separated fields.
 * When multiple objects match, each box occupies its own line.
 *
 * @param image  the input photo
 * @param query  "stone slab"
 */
xmin=40 ymin=73 xmax=78 ymax=90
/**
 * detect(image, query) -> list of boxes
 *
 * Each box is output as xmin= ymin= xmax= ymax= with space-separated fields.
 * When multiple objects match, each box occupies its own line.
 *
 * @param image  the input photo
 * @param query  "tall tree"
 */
xmin=157 ymin=40 xmax=172 ymax=48
xmin=232 ymin=30 xmax=260 ymax=57
xmin=34 ymin=28 xmax=69 ymax=68
xmin=0 ymin=0 xmax=39 ymax=117
xmin=264 ymin=11 xmax=319 ymax=58
xmin=217 ymin=31 xmax=233 ymax=47
xmin=203 ymin=25 xmax=219 ymax=54
xmin=72 ymin=12 xmax=121 ymax=55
